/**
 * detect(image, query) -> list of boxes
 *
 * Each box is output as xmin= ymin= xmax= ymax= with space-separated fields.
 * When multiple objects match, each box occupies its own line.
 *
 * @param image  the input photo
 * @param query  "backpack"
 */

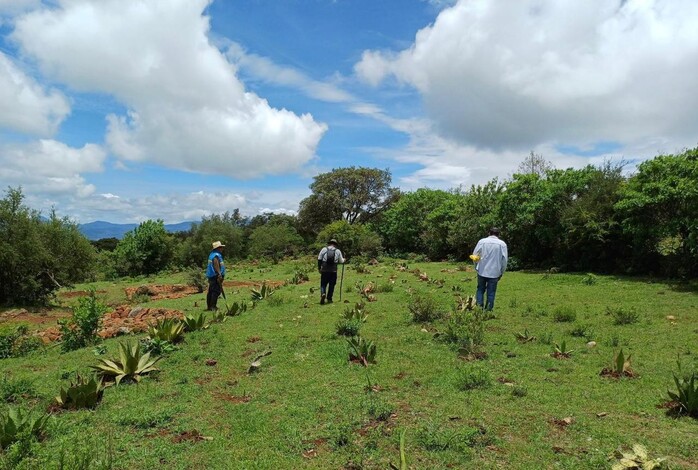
xmin=322 ymin=247 xmax=336 ymax=270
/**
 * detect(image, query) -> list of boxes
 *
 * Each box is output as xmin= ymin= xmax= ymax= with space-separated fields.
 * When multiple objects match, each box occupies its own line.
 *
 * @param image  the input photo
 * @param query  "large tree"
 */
xmin=297 ymin=167 xmax=399 ymax=236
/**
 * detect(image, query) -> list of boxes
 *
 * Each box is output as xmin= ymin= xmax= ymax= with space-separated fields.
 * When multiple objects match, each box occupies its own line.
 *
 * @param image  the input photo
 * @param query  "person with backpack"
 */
xmin=317 ymin=238 xmax=345 ymax=305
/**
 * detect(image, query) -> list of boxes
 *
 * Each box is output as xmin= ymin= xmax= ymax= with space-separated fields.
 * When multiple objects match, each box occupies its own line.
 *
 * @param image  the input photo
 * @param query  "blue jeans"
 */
xmin=476 ymin=275 xmax=499 ymax=311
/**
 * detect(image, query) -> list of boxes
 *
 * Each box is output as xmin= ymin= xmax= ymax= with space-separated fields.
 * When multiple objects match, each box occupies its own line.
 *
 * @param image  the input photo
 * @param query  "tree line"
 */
xmin=2 ymin=147 xmax=697 ymax=306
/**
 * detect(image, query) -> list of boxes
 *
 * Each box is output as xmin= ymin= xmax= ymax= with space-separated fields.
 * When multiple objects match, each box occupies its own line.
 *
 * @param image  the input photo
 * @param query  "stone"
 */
xmin=586 ymin=341 xmax=597 ymax=348
xmin=117 ymin=327 xmax=131 ymax=336
xmin=128 ymin=306 xmax=146 ymax=318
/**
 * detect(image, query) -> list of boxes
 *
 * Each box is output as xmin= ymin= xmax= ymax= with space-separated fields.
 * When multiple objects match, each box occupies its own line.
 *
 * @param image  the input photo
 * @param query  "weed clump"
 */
xmin=59 ymin=289 xmax=107 ymax=352
xmin=408 ymin=293 xmax=442 ymax=323
xmin=608 ymin=307 xmax=640 ymax=325
xmin=443 ymin=310 xmax=485 ymax=356
xmin=455 ymin=366 xmax=491 ymax=391
xmin=553 ymin=306 xmax=577 ymax=323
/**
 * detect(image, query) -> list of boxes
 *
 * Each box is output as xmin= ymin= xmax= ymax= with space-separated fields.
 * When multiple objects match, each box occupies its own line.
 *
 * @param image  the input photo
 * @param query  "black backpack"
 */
xmin=323 ymin=247 xmax=336 ymax=270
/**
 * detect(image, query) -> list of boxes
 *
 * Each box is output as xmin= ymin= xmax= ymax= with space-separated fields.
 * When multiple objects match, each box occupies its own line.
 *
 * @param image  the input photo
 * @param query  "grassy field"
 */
xmin=1 ymin=259 xmax=697 ymax=469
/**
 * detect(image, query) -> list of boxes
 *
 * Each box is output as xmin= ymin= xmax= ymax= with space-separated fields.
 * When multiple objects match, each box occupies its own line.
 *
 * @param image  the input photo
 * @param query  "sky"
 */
xmin=1 ymin=0 xmax=697 ymax=223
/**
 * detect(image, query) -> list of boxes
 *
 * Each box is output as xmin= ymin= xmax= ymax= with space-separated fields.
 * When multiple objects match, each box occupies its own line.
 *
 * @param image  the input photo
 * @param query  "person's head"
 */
xmin=212 ymin=240 xmax=225 ymax=252
xmin=328 ymin=238 xmax=338 ymax=247
xmin=489 ymin=227 xmax=501 ymax=237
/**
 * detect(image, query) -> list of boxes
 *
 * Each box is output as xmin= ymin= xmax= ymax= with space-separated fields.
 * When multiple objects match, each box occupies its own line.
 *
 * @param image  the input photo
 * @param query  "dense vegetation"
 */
xmin=2 ymin=147 xmax=697 ymax=306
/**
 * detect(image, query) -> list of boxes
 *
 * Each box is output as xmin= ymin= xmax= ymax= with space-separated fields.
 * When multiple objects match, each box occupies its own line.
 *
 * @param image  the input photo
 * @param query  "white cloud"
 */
xmin=0 ymin=0 xmax=40 ymax=16
xmin=12 ymin=0 xmax=327 ymax=178
xmin=0 ymin=52 xmax=70 ymax=136
xmin=226 ymin=42 xmax=354 ymax=103
xmin=355 ymin=0 xmax=698 ymax=151
xmin=0 ymin=139 xmax=106 ymax=197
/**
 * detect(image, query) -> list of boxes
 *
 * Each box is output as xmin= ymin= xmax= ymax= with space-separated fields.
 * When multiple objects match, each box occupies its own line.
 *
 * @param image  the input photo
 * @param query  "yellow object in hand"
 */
xmin=469 ymin=254 xmax=480 ymax=262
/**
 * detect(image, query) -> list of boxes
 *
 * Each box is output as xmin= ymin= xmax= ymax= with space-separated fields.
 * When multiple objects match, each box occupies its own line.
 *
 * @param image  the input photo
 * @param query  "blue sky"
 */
xmin=1 ymin=0 xmax=697 ymax=223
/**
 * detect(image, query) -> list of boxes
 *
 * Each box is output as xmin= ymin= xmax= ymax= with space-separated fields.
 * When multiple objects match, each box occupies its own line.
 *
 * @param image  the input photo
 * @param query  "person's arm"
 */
xmin=500 ymin=244 xmax=508 ymax=278
xmin=213 ymin=256 xmax=223 ymax=279
xmin=317 ymin=248 xmax=326 ymax=271
xmin=473 ymin=240 xmax=483 ymax=257
xmin=337 ymin=250 xmax=345 ymax=264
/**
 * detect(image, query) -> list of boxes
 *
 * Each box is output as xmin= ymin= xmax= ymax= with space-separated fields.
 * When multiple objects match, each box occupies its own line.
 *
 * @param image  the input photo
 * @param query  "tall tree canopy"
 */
xmin=297 ymin=167 xmax=399 ymax=236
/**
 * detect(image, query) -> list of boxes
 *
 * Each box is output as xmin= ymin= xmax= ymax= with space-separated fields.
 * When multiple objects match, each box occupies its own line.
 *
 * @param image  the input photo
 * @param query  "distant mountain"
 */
xmin=79 ymin=220 xmax=195 ymax=240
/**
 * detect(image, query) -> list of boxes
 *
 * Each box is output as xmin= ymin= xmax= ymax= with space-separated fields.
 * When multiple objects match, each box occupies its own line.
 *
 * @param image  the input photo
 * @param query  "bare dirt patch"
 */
xmin=124 ymin=284 xmax=198 ymax=301
xmin=0 ymin=308 xmax=71 ymax=326
xmin=59 ymin=289 xmax=107 ymax=299
xmin=212 ymin=392 xmax=251 ymax=404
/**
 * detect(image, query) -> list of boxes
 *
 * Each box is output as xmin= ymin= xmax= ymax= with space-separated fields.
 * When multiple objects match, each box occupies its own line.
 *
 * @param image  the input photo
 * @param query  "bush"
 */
xmin=0 ymin=325 xmax=42 ymax=359
xmin=553 ymin=306 xmax=577 ymax=323
xmin=113 ymin=220 xmax=173 ymax=276
xmin=316 ymin=220 xmax=383 ymax=259
xmin=443 ymin=310 xmax=485 ymax=355
xmin=335 ymin=318 xmax=362 ymax=337
xmin=0 ymin=376 xmax=36 ymax=403
xmin=608 ymin=307 xmax=640 ymax=325
xmin=456 ymin=365 xmax=492 ymax=391
xmin=59 ymin=290 xmax=108 ymax=352
xmin=408 ymin=293 xmax=442 ymax=323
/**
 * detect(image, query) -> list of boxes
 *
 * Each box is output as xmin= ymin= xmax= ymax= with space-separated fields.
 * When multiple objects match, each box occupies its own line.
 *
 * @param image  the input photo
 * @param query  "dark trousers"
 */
xmin=476 ymin=275 xmax=500 ymax=311
xmin=207 ymin=277 xmax=221 ymax=310
xmin=320 ymin=272 xmax=338 ymax=301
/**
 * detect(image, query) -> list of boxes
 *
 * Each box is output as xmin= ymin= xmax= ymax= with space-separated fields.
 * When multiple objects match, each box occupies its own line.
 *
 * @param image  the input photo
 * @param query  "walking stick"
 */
xmin=339 ymin=263 xmax=345 ymax=302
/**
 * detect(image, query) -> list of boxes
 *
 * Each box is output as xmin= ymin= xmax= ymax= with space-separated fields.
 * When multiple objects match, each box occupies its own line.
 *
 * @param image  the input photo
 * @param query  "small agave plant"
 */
xmin=181 ymin=312 xmax=208 ymax=332
xmin=611 ymin=444 xmax=666 ymax=470
xmin=91 ymin=341 xmax=161 ymax=385
xmin=225 ymin=301 xmax=248 ymax=317
xmin=0 ymin=407 xmax=50 ymax=449
xmin=347 ymin=336 xmax=377 ymax=367
xmin=514 ymin=329 xmax=536 ymax=343
xmin=601 ymin=349 xmax=634 ymax=378
xmin=148 ymin=317 xmax=185 ymax=343
xmin=55 ymin=373 xmax=104 ymax=410
xmin=251 ymin=282 xmax=274 ymax=302
xmin=552 ymin=340 xmax=574 ymax=359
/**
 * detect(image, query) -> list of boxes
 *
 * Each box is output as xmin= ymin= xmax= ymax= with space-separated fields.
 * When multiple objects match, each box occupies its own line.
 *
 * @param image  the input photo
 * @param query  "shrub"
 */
xmin=0 ymin=326 xmax=42 ymax=359
xmin=113 ymin=220 xmax=173 ymax=277
xmin=336 ymin=319 xmax=362 ymax=337
xmin=553 ymin=306 xmax=576 ymax=323
xmin=443 ymin=310 xmax=485 ymax=356
xmin=59 ymin=289 xmax=108 ymax=352
xmin=140 ymin=338 xmax=177 ymax=356
xmin=569 ymin=323 xmax=594 ymax=339
xmin=408 ymin=293 xmax=442 ymax=323
xmin=187 ymin=267 xmax=207 ymax=293
xmin=456 ymin=366 xmax=491 ymax=391
xmin=608 ymin=307 xmax=640 ymax=325
xmin=0 ymin=376 xmax=36 ymax=403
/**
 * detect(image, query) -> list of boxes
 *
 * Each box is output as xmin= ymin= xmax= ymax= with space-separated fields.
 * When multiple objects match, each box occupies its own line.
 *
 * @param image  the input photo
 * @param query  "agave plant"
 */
xmin=55 ymin=374 xmax=104 ymax=410
xmin=225 ymin=301 xmax=248 ymax=317
xmin=91 ymin=341 xmax=161 ymax=385
xmin=603 ymin=349 xmax=633 ymax=377
xmin=251 ymin=282 xmax=274 ymax=302
xmin=552 ymin=340 xmax=574 ymax=358
xmin=341 ymin=302 xmax=368 ymax=323
xmin=455 ymin=295 xmax=476 ymax=312
xmin=347 ymin=336 xmax=377 ymax=367
xmin=514 ymin=329 xmax=536 ymax=343
xmin=667 ymin=361 xmax=698 ymax=417
xmin=181 ymin=312 xmax=208 ymax=332
xmin=0 ymin=407 xmax=50 ymax=449
xmin=147 ymin=317 xmax=184 ymax=343
xmin=140 ymin=337 xmax=176 ymax=355
xmin=611 ymin=444 xmax=666 ymax=470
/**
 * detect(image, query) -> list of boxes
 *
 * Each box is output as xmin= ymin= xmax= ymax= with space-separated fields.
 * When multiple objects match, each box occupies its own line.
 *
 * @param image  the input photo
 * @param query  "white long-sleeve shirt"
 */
xmin=473 ymin=235 xmax=508 ymax=278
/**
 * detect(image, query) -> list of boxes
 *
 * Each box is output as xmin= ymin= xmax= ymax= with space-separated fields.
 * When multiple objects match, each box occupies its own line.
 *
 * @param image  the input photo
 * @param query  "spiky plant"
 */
xmin=225 ymin=301 xmax=248 ymax=317
xmin=341 ymin=302 xmax=368 ymax=323
xmin=181 ymin=312 xmax=208 ymax=332
xmin=514 ymin=329 xmax=536 ymax=343
xmin=0 ymin=407 xmax=50 ymax=449
xmin=455 ymin=295 xmax=476 ymax=312
xmin=55 ymin=374 xmax=104 ymax=410
xmin=147 ymin=317 xmax=184 ymax=343
xmin=347 ymin=336 xmax=377 ymax=367
xmin=606 ymin=349 xmax=633 ymax=377
xmin=552 ymin=340 xmax=574 ymax=358
xmin=251 ymin=282 xmax=274 ymax=302
xmin=91 ymin=341 xmax=161 ymax=385
xmin=667 ymin=360 xmax=698 ymax=417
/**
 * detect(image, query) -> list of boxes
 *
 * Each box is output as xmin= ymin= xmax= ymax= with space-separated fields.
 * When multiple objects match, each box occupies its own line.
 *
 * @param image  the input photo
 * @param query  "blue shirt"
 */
xmin=473 ymin=236 xmax=508 ymax=278
xmin=206 ymin=251 xmax=225 ymax=278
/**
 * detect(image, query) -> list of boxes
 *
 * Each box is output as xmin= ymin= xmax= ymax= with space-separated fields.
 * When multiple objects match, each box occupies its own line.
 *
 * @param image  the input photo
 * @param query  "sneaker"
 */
xmin=320 ymin=293 xmax=326 ymax=305
xmin=327 ymin=299 xmax=333 ymax=304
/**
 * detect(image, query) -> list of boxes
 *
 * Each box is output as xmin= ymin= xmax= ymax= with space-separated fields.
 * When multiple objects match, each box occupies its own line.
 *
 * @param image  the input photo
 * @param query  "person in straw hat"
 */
xmin=206 ymin=241 xmax=226 ymax=311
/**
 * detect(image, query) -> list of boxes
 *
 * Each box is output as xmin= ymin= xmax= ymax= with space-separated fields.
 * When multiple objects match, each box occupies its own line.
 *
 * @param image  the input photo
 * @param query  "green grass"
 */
xmin=1 ymin=259 xmax=697 ymax=469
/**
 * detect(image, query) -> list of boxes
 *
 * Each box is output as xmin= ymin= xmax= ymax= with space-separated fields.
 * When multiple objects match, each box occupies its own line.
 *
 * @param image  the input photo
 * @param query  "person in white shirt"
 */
xmin=472 ymin=228 xmax=508 ymax=311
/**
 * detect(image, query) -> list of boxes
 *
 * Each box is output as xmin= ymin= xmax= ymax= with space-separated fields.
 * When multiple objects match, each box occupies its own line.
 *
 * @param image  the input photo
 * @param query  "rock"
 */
xmin=666 ymin=315 xmax=676 ymax=321
xmin=117 ymin=327 xmax=131 ymax=336
xmin=135 ymin=285 xmax=154 ymax=296
xmin=421 ymin=328 xmax=428 ymax=333
xmin=205 ymin=359 xmax=217 ymax=366
xmin=172 ymin=284 xmax=186 ymax=292
xmin=586 ymin=341 xmax=597 ymax=348
xmin=128 ymin=306 xmax=146 ymax=318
